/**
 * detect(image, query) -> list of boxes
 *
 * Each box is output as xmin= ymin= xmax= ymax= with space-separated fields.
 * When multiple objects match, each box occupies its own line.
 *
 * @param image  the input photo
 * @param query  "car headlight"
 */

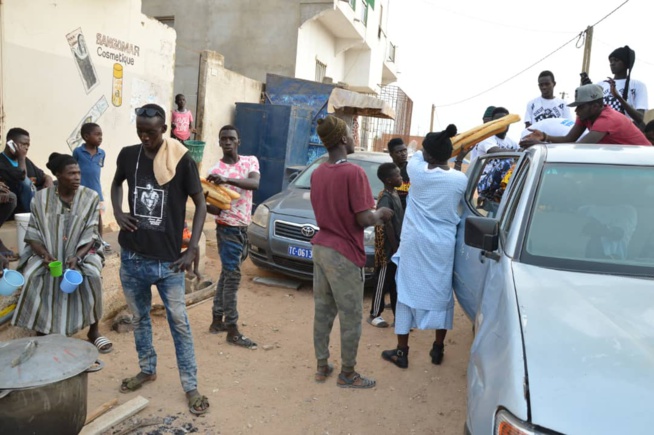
xmin=364 ymin=227 xmax=375 ymax=247
xmin=251 ymin=205 xmax=270 ymax=228
xmin=495 ymin=409 xmax=551 ymax=435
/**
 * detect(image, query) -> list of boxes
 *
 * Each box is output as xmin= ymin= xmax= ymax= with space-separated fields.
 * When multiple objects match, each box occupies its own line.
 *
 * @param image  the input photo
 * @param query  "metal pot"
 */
xmin=0 ymin=334 xmax=99 ymax=434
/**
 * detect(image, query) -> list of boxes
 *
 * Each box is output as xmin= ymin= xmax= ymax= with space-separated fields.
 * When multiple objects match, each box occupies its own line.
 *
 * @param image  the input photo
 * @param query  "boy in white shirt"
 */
xmin=524 ymin=70 xmax=571 ymax=128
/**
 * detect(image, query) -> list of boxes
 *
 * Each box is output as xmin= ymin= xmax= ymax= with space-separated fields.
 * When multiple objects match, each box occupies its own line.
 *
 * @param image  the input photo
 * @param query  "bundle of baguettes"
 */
xmin=201 ymin=178 xmax=240 ymax=210
xmin=451 ymin=114 xmax=521 ymax=157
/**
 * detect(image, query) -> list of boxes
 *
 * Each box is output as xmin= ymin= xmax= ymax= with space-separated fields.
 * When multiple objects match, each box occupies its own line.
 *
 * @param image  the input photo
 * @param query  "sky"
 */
xmin=386 ymin=0 xmax=653 ymax=142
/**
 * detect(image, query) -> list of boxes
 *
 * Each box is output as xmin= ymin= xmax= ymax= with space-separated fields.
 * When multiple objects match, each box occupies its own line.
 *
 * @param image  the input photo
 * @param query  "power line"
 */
xmin=434 ymin=0 xmax=632 ymax=108
xmin=415 ymin=0 xmax=578 ymax=35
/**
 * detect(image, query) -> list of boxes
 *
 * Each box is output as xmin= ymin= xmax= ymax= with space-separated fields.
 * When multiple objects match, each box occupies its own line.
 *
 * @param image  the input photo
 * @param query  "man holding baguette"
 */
xmin=207 ymin=124 xmax=260 ymax=349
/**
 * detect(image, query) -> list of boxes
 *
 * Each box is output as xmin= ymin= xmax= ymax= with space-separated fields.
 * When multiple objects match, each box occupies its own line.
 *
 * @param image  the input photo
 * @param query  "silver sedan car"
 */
xmin=247 ymin=152 xmax=391 ymax=282
xmin=455 ymin=144 xmax=654 ymax=434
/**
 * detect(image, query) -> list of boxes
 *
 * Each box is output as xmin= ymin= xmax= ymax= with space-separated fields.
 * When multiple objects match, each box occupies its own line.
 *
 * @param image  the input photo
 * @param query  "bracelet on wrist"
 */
xmin=542 ymin=132 xmax=548 ymax=142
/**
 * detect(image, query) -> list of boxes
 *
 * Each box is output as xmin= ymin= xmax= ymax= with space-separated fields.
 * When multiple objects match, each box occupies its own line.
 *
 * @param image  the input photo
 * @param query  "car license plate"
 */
xmin=288 ymin=246 xmax=312 ymax=259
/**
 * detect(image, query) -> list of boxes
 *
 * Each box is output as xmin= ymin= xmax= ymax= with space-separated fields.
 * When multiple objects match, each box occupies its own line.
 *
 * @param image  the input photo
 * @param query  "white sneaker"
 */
xmin=367 ymin=316 xmax=389 ymax=328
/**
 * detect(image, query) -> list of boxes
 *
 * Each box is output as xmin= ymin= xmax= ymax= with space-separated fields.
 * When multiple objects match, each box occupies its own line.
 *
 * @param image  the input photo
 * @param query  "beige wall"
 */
xmin=0 ymin=0 xmax=176 ymax=226
xmin=196 ymin=51 xmax=263 ymax=174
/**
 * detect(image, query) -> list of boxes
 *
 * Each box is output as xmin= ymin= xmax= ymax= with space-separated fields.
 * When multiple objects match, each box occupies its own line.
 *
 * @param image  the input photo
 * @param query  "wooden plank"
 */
xmin=79 ymin=396 xmax=148 ymax=435
xmin=253 ymin=276 xmax=303 ymax=290
xmin=85 ymin=398 xmax=118 ymax=425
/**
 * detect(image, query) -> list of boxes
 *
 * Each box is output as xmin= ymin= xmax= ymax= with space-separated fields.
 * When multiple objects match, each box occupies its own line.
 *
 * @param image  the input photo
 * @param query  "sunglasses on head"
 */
xmin=135 ymin=107 xmax=165 ymax=118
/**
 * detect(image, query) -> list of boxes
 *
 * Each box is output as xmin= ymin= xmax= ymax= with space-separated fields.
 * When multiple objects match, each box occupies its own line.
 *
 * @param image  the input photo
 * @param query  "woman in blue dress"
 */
xmin=382 ymin=124 xmax=467 ymax=368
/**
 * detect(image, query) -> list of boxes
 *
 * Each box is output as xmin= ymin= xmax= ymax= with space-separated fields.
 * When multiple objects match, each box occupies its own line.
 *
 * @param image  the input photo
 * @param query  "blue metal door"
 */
xmin=235 ymin=103 xmax=312 ymax=207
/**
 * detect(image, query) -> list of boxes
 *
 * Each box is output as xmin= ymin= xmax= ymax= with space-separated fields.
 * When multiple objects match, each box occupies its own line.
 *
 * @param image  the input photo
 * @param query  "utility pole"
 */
xmin=581 ymin=26 xmax=594 ymax=76
xmin=429 ymin=104 xmax=435 ymax=131
xmin=559 ymin=91 xmax=568 ymax=100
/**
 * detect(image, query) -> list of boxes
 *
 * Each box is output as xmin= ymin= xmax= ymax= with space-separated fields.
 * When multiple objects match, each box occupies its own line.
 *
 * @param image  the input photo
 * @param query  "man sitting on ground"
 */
xmin=0 ymin=128 xmax=53 ymax=214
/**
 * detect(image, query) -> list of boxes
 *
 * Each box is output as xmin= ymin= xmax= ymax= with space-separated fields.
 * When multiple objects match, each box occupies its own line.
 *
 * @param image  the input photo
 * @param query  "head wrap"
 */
xmin=422 ymin=124 xmax=457 ymax=160
xmin=46 ymin=152 xmax=77 ymax=175
xmin=317 ymin=115 xmax=347 ymax=149
xmin=483 ymin=106 xmax=496 ymax=119
xmin=609 ymin=46 xmax=635 ymax=70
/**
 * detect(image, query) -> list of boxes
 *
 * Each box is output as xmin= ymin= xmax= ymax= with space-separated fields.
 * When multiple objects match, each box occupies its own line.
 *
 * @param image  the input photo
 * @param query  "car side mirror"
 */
xmin=465 ymin=216 xmax=499 ymax=251
xmin=288 ymin=172 xmax=299 ymax=183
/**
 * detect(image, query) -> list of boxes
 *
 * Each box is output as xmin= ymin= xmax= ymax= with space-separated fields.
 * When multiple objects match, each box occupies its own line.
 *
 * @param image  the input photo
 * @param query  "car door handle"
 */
xmin=480 ymin=250 xmax=501 ymax=262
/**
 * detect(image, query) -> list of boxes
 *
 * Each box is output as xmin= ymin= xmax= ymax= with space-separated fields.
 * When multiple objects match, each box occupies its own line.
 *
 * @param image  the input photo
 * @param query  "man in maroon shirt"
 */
xmin=310 ymin=115 xmax=393 ymax=389
xmin=522 ymin=84 xmax=650 ymax=146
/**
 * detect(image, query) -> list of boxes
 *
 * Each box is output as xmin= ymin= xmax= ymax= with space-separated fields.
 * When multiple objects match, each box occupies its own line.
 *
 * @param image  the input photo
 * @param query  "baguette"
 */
xmin=218 ymin=185 xmax=240 ymax=200
xmin=200 ymin=178 xmax=231 ymax=203
xmin=205 ymin=192 xmax=231 ymax=210
xmin=452 ymin=114 xmax=521 ymax=156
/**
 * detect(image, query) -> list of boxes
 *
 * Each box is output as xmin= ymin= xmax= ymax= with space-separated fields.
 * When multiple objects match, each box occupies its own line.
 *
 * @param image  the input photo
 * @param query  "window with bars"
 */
xmin=315 ymin=60 xmax=327 ymax=83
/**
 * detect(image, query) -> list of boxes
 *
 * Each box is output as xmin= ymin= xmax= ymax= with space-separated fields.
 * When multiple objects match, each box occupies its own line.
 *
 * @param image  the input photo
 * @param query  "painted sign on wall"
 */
xmin=66 ymin=28 xmax=99 ymax=94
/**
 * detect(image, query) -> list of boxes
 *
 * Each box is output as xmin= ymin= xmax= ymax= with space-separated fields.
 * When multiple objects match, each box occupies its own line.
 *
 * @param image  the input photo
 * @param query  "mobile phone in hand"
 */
xmin=7 ymin=140 xmax=17 ymax=153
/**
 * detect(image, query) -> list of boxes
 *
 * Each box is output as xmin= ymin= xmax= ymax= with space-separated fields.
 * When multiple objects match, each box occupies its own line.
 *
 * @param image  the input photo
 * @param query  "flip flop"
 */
xmin=227 ymin=334 xmax=257 ymax=350
xmin=92 ymin=336 xmax=113 ymax=354
xmin=120 ymin=373 xmax=157 ymax=393
xmin=188 ymin=393 xmax=210 ymax=415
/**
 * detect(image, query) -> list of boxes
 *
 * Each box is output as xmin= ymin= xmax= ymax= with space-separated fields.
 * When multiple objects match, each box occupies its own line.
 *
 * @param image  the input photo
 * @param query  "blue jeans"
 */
xmin=120 ymin=249 xmax=198 ymax=392
xmin=16 ymin=177 xmax=35 ymax=213
xmin=212 ymin=225 xmax=248 ymax=325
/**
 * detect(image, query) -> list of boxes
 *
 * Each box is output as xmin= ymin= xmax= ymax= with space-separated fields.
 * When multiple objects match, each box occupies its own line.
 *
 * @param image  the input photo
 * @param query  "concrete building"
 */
xmin=0 ymin=0 xmax=179 ymax=320
xmin=0 ymin=0 xmax=176 ymax=226
xmin=141 ymin=0 xmax=399 ymax=115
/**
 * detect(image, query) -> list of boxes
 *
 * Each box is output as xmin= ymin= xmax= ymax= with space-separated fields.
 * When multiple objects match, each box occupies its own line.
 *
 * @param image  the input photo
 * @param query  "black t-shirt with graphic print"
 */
xmin=114 ymin=144 xmax=202 ymax=262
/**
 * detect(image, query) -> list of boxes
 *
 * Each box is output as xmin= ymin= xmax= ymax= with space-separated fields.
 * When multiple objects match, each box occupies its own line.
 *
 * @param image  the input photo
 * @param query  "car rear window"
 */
xmin=522 ymin=163 xmax=654 ymax=277
xmin=292 ymin=155 xmax=386 ymax=195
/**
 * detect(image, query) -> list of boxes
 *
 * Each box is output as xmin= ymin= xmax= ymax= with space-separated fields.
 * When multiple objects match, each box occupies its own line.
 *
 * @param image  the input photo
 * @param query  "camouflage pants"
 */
xmin=312 ymin=245 xmax=364 ymax=372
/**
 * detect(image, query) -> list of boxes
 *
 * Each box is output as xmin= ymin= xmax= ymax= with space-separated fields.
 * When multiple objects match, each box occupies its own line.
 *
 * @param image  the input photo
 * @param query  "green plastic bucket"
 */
xmin=184 ymin=140 xmax=206 ymax=163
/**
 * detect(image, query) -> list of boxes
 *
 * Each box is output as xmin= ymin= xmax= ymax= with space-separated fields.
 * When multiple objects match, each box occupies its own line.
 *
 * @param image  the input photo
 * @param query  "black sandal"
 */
xmin=430 ymin=343 xmax=444 ymax=365
xmin=227 ymin=334 xmax=257 ymax=349
xmin=381 ymin=347 xmax=409 ymax=369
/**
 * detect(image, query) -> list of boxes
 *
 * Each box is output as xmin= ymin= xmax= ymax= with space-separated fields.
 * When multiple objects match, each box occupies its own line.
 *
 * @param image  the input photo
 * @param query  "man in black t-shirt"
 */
xmin=0 ymin=128 xmax=53 ymax=213
xmin=387 ymin=138 xmax=410 ymax=210
xmin=111 ymin=103 xmax=209 ymax=415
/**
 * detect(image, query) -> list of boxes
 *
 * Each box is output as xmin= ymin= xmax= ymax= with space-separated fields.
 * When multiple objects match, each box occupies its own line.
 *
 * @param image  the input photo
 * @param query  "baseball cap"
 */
xmin=568 ymin=84 xmax=604 ymax=107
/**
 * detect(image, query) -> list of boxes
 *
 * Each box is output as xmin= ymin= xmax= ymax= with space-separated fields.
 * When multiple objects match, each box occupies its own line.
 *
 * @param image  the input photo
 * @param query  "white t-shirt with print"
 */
xmin=207 ymin=155 xmax=260 ymax=227
xmin=524 ymin=96 xmax=572 ymax=125
xmin=597 ymin=78 xmax=648 ymax=118
xmin=469 ymin=135 xmax=519 ymax=167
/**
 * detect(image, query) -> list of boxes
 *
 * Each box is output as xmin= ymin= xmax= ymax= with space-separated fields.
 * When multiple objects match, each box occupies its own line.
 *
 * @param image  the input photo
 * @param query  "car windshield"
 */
xmin=522 ymin=163 xmax=654 ymax=277
xmin=292 ymin=155 xmax=385 ymax=194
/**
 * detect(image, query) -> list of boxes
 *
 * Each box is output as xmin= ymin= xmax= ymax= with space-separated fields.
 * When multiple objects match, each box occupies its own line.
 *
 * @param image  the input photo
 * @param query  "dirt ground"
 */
xmin=2 ymin=226 xmax=473 ymax=435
